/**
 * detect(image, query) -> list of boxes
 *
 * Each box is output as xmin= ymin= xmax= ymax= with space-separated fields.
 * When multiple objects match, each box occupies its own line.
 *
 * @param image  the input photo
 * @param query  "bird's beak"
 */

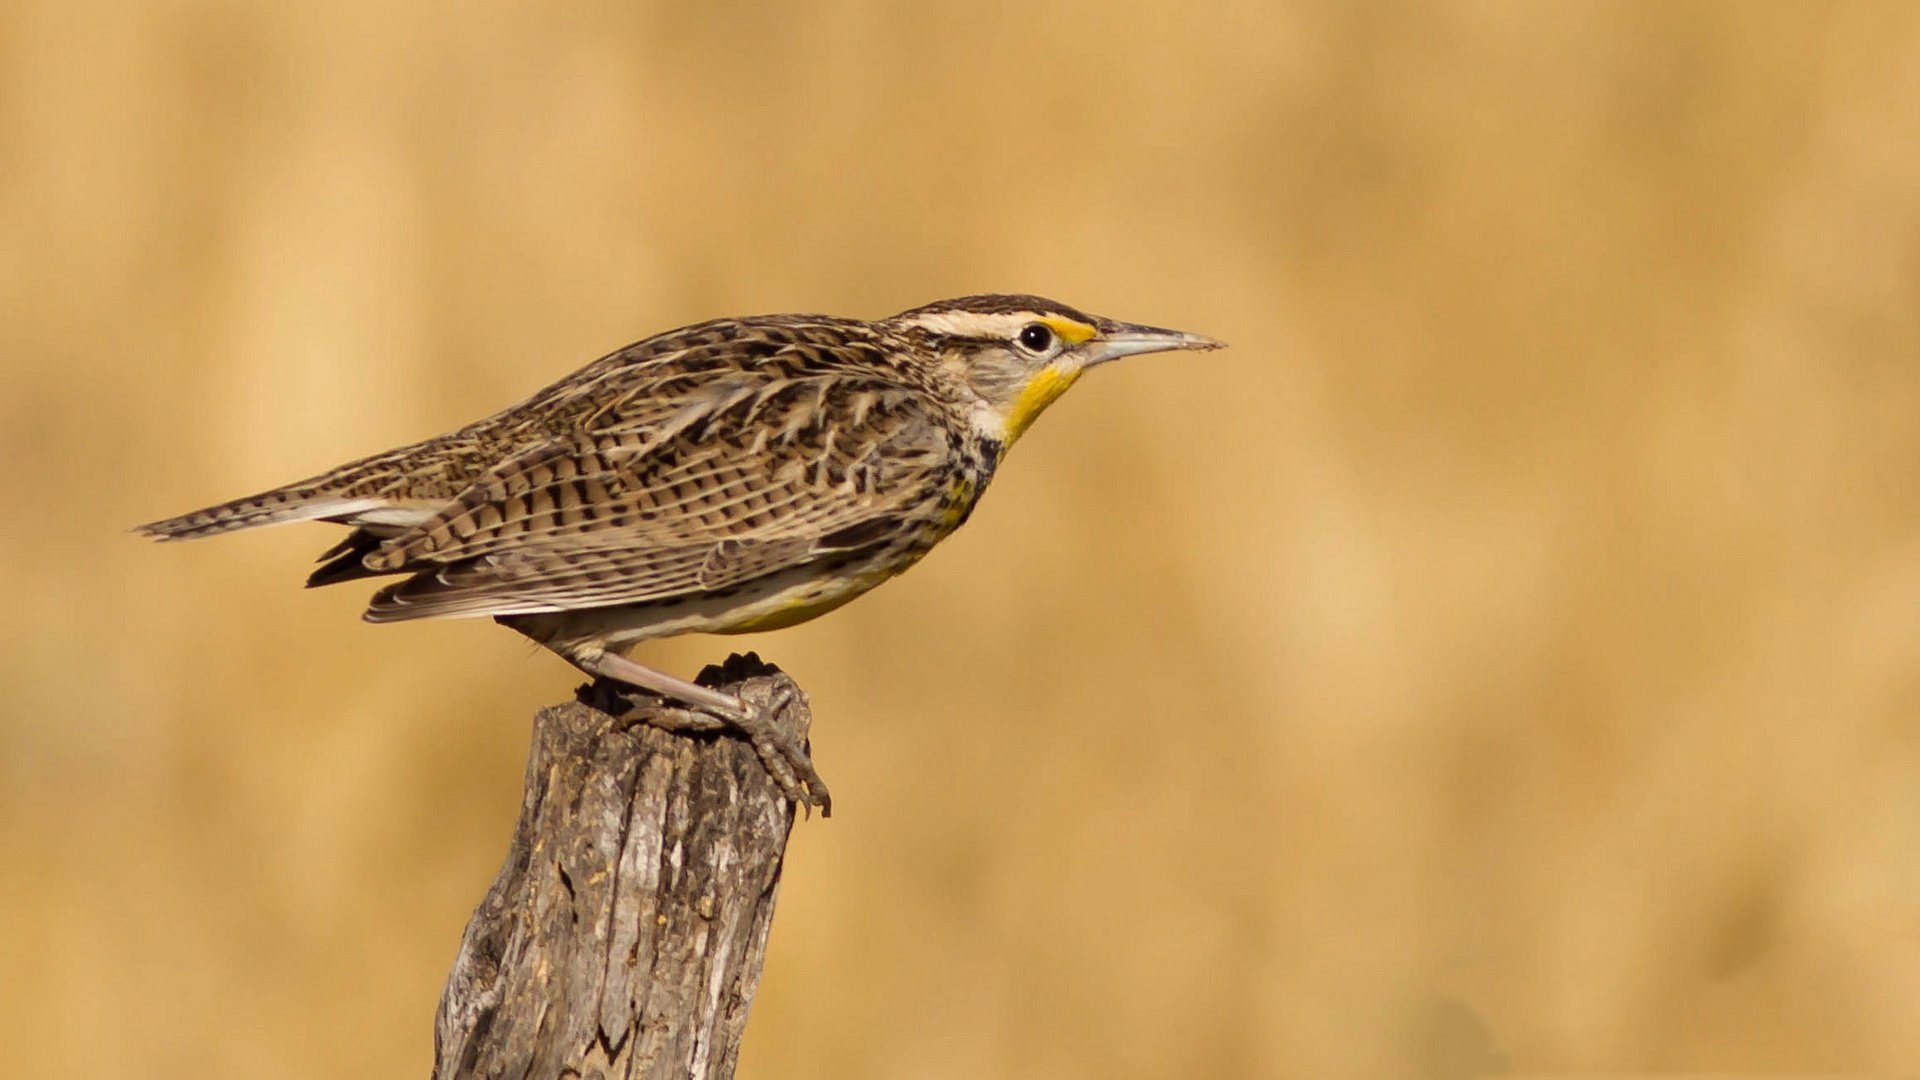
xmin=1086 ymin=322 xmax=1226 ymax=366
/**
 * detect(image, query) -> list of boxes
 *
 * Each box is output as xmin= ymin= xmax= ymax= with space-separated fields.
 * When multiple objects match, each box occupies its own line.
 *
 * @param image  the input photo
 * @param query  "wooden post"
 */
xmin=434 ymin=653 xmax=813 ymax=1080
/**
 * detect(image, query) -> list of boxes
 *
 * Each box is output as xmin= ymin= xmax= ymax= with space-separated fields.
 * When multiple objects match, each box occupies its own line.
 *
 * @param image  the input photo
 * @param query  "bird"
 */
xmin=136 ymin=294 xmax=1224 ymax=813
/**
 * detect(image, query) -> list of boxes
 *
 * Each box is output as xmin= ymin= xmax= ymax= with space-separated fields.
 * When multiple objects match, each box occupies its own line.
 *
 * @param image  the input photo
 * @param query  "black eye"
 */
xmin=1018 ymin=323 xmax=1054 ymax=353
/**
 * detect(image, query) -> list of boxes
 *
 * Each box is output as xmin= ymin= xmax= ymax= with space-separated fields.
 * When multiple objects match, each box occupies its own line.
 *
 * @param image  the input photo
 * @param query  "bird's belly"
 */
xmin=711 ymin=571 xmax=888 ymax=634
xmin=538 ymin=557 xmax=910 ymax=650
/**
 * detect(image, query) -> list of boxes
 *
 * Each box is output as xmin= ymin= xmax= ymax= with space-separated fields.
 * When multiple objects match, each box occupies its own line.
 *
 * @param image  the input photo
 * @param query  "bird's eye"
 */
xmin=1017 ymin=323 xmax=1054 ymax=353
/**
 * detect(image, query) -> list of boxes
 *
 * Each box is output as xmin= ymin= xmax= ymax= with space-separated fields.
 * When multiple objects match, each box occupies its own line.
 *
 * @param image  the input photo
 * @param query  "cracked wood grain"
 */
xmin=434 ymin=653 xmax=812 ymax=1080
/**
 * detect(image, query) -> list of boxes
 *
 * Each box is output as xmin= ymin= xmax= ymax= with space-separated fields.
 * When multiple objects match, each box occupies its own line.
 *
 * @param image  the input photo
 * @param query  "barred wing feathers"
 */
xmin=360 ymin=336 xmax=948 ymax=622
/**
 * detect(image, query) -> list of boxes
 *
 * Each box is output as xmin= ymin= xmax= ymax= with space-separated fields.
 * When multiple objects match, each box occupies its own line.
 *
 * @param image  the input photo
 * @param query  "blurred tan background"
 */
xmin=4 ymin=1 xmax=1919 ymax=1077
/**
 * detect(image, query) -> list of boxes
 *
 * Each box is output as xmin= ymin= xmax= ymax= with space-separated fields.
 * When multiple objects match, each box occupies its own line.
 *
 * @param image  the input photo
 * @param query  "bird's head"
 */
xmin=886 ymin=294 xmax=1224 ymax=447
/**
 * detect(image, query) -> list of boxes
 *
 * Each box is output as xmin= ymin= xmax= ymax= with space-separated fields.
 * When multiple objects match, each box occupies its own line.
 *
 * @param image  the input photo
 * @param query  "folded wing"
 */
xmin=358 ymin=366 xmax=946 ymax=622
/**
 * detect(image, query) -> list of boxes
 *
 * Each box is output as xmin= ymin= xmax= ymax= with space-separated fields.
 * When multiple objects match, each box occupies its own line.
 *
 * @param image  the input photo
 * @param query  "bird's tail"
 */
xmin=133 ymin=478 xmax=387 ymax=541
xmin=132 ymin=439 xmax=444 ymax=542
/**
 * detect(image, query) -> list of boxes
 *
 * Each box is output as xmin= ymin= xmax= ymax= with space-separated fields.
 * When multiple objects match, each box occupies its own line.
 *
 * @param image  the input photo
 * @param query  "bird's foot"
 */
xmin=585 ymin=675 xmax=831 ymax=818
xmin=730 ymin=684 xmax=832 ymax=818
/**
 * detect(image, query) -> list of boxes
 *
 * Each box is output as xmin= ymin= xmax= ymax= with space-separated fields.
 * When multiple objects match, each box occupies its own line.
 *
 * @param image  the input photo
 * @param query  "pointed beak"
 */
xmin=1086 ymin=322 xmax=1226 ymax=366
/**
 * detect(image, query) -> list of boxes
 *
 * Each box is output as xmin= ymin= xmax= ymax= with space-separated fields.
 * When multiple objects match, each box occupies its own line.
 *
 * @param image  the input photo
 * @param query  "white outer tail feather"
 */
xmin=135 ymin=498 xmax=431 ymax=541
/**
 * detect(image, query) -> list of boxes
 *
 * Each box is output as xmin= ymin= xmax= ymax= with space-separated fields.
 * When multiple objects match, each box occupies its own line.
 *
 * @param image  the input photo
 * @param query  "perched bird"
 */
xmin=137 ymin=294 xmax=1223 ymax=812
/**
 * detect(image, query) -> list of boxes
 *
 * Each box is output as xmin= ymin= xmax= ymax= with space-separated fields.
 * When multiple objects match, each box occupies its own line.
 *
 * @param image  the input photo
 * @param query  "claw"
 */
xmin=736 ymin=689 xmax=832 ymax=818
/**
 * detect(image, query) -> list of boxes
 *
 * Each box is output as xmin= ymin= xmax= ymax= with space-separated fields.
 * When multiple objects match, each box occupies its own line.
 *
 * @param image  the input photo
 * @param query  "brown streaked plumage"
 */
xmin=137 ymin=294 xmax=1224 ymax=812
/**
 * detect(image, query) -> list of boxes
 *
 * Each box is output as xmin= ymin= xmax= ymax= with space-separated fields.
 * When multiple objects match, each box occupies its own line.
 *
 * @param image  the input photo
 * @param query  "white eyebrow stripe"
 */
xmin=894 ymin=311 xmax=1044 ymax=338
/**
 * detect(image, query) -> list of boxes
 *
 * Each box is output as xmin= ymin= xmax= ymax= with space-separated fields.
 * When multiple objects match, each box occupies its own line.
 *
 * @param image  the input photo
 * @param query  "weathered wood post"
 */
xmin=434 ymin=653 xmax=814 ymax=1080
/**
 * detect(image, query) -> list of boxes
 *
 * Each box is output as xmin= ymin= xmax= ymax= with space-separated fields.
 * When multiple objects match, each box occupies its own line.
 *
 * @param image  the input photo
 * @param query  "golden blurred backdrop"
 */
xmin=4 ymin=1 xmax=1920 ymax=1077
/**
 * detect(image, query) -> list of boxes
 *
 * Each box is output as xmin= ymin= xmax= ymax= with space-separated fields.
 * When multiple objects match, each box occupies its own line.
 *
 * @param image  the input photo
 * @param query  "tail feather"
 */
xmin=134 ymin=488 xmax=385 ymax=541
xmin=305 ymin=527 xmax=395 ymax=588
xmin=135 ymin=429 xmax=488 ymax=543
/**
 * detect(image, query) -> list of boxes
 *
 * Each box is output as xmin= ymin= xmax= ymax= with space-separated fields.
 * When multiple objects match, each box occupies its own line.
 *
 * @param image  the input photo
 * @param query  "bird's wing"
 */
xmin=359 ymin=357 xmax=950 ymax=621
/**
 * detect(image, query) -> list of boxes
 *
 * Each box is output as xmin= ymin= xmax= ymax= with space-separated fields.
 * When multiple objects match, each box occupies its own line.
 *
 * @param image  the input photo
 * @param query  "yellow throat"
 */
xmin=1003 ymin=364 xmax=1084 ymax=446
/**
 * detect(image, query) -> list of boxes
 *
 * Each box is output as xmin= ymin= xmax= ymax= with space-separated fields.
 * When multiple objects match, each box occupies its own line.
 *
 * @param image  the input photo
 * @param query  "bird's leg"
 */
xmin=579 ymin=650 xmax=831 ymax=817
